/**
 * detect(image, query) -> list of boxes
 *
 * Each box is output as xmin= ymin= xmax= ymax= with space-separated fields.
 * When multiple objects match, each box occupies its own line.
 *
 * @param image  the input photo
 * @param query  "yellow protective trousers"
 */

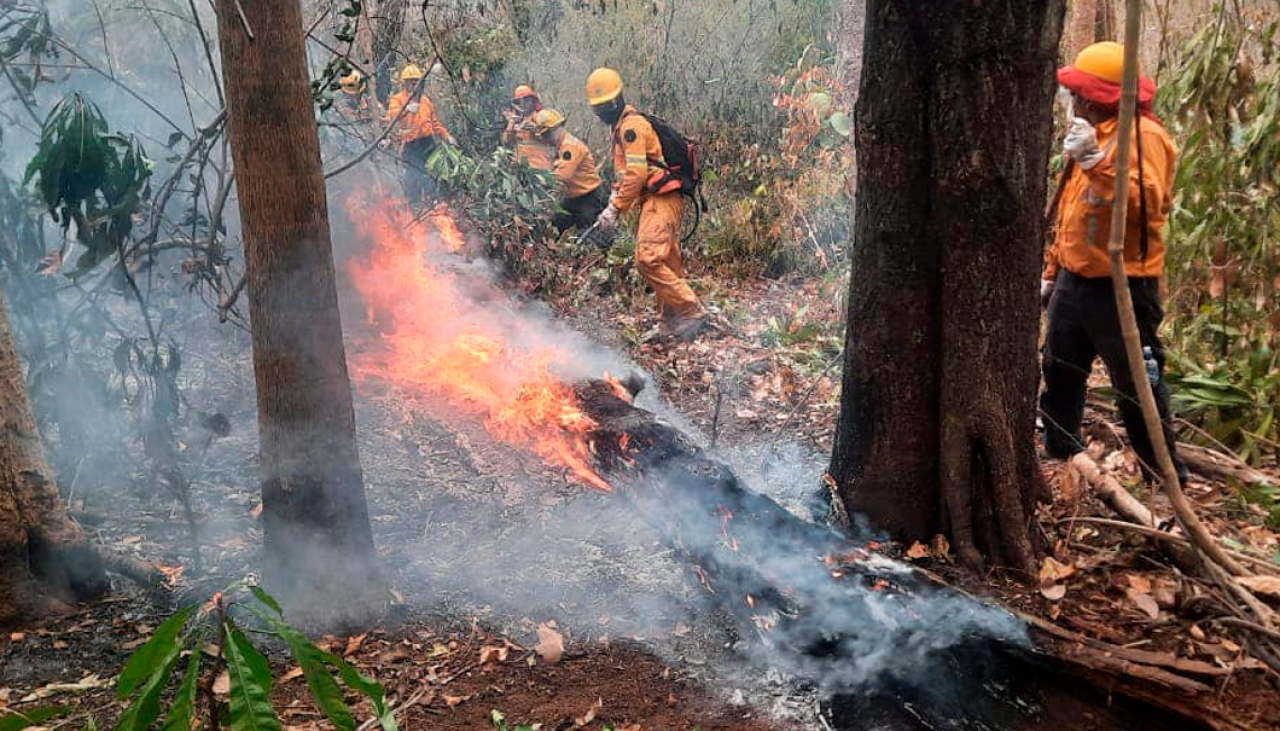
xmin=635 ymin=194 xmax=703 ymax=320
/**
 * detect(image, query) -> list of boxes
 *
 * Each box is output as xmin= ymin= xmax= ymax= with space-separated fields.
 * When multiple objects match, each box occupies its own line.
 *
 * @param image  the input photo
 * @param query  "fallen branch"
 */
xmin=1055 ymin=516 xmax=1280 ymax=576
xmin=99 ymin=547 xmax=174 ymax=606
xmin=1068 ymin=452 xmax=1154 ymax=526
xmin=1179 ymin=442 xmax=1276 ymax=488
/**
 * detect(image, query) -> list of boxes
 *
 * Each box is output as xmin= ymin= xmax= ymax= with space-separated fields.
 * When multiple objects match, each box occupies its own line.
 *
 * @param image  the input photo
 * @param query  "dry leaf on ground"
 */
xmin=905 ymin=542 xmax=930 ymax=560
xmin=575 ymin=698 xmax=604 ymax=727
xmin=213 ymin=670 xmax=230 ymax=696
xmin=479 ymin=644 xmax=509 ymax=664
xmin=1238 ymin=575 xmax=1280 ymax=598
xmin=1039 ymin=557 xmax=1076 ymax=586
xmin=535 ymin=623 xmax=564 ymax=664
xmin=1041 ymin=584 xmax=1067 ymax=602
xmin=1125 ymin=586 xmax=1161 ymax=619
xmin=344 ymin=633 xmax=367 ymax=657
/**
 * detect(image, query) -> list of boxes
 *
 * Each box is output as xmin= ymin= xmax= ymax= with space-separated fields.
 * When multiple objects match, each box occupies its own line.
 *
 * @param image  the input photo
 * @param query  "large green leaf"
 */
xmin=118 ymin=606 xmax=195 ymax=699
xmin=160 ymin=643 xmax=203 ymax=731
xmin=248 ymin=593 xmax=357 ymax=731
xmin=115 ymin=646 xmax=184 ymax=731
xmin=0 ymin=707 xmax=70 ymax=731
xmin=224 ymin=625 xmax=282 ymax=731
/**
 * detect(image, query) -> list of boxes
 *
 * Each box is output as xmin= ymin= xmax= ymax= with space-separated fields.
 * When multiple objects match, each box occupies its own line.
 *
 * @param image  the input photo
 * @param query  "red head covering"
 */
xmin=1058 ymin=43 xmax=1161 ymax=124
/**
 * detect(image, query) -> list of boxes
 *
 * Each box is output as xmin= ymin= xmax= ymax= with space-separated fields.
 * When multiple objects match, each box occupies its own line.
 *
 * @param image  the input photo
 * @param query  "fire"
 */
xmin=346 ymin=194 xmax=611 ymax=492
xmin=603 ymin=372 xmax=634 ymax=403
xmin=426 ymin=205 xmax=465 ymax=252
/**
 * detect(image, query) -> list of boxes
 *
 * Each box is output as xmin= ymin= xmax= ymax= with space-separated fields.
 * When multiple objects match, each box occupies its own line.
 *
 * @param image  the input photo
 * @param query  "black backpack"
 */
xmin=616 ymin=112 xmax=703 ymax=199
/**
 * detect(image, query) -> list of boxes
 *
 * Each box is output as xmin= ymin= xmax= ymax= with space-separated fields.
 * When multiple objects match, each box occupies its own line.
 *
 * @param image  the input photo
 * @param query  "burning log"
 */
xmin=574 ymin=377 xmax=1230 ymax=731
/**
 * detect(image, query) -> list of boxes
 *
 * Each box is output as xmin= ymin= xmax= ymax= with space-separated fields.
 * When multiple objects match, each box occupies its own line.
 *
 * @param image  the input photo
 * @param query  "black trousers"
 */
xmin=554 ymin=186 xmax=608 ymax=233
xmin=1040 ymin=270 xmax=1187 ymax=482
xmin=402 ymin=136 xmax=438 ymax=210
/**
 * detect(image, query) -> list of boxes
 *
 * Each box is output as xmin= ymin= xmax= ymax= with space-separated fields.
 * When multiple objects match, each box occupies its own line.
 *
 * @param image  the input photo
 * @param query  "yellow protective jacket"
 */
xmin=504 ymin=115 xmax=553 ymax=170
xmin=387 ymin=90 xmax=450 ymax=144
xmin=1044 ymin=117 xmax=1177 ymax=280
xmin=609 ymin=106 xmax=665 ymax=213
xmin=552 ymin=132 xmax=602 ymax=199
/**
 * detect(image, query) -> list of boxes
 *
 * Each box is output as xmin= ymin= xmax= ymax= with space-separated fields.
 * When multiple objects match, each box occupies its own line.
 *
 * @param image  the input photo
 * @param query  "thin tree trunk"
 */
xmin=829 ymin=0 xmax=1066 ymax=573
xmin=0 ymin=285 xmax=105 ymax=626
xmin=370 ymin=0 xmax=406 ymax=108
xmin=1068 ymin=0 xmax=1099 ymax=55
xmin=213 ymin=0 xmax=383 ymax=627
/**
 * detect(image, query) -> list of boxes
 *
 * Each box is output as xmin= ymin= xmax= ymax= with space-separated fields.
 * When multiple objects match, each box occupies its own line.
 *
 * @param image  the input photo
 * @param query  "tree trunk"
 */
xmin=370 ymin=0 xmax=407 ymax=108
xmin=0 ymin=285 xmax=106 ymax=626
xmin=828 ymin=0 xmax=1066 ymax=574
xmin=213 ymin=0 xmax=383 ymax=627
xmin=1067 ymin=0 xmax=1099 ymax=56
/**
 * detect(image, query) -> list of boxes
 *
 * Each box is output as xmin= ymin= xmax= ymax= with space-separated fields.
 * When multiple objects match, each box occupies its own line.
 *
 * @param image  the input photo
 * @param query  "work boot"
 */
xmin=669 ymin=315 xmax=709 ymax=342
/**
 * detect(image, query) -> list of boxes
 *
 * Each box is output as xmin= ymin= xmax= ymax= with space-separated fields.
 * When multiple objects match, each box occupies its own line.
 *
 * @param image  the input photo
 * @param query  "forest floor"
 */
xmin=523 ymin=238 xmax=1280 ymax=729
xmin=4 ymin=225 xmax=1280 ymax=730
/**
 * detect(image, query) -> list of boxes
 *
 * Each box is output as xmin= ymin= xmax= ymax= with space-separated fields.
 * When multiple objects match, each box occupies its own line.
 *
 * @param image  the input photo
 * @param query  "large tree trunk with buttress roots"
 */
xmin=828 ymin=0 xmax=1065 ymax=574
xmin=0 ymin=286 xmax=106 ymax=626
xmin=214 ymin=0 xmax=383 ymax=627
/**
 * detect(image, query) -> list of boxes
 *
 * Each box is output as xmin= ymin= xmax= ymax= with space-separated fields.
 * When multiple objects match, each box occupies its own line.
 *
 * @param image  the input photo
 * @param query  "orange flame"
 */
xmin=427 ymin=206 xmax=465 ymax=252
xmin=346 ymin=194 xmax=610 ymax=492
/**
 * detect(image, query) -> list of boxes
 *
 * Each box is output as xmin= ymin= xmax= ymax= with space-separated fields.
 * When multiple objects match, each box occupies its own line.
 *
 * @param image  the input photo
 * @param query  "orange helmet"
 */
xmin=513 ymin=84 xmax=536 ymax=100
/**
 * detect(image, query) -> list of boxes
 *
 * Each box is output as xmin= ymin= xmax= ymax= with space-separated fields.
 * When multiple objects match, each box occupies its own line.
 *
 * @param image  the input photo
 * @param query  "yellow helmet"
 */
xmin=400 ymin=64 xmax=426 ymax=82
xmin=586 ymin=67 xmax=623 ymax=105
xmin=340 ymin=69 xmax=366 ymax=94
xmin=513 ymin=84 xmax=536 ymax=101
xmin=1072 ymin=41 xmax=1127 ymax=84
xmin=529 ymin=108 xmax=566 ymax=137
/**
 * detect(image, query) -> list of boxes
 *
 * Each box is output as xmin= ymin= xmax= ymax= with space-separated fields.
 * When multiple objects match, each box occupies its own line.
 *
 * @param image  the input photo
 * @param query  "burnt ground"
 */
xmin=528 ymin=247 xmax=1280 ymax=730
xmin=1 ymin=306 xmax=801 ymax=730
xmin=5 ymin=234 xmax=1280 ymax=730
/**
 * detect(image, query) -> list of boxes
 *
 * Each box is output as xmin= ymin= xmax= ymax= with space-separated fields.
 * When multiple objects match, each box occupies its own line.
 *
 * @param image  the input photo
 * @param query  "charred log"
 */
xmin=574 ymin=377 xmax=1224 ymax=730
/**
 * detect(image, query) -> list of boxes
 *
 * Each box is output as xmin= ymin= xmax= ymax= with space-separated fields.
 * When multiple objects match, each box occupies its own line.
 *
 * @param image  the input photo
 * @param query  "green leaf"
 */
xmin=224 ymin=625 xmax=282 ymax=731
xmin=249 ymin=585 xmax=283 ymax=616
xmin=115 ymin=645 xmax=184 ymax=731
xmin=160 ymin=642 xmax=203 ymax=731
xmin=0 ymin=707 xmax=71 ymax=731
xmin=118 ymin=606 xmax=194 ymax=699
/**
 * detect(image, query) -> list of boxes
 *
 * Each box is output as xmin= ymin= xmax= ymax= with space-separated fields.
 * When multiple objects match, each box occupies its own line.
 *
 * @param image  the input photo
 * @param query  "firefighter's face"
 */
xmin=591 ymin=99 xmax=623 ymax=126
xmin=513 ymin=97 xmax=536 ymax=116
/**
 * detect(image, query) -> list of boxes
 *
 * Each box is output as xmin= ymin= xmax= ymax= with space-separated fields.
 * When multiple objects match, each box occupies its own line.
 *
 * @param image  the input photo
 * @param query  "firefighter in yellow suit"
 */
xmin=503 ymin=84 xmax=554 ymax=170
xmin=386 ymin=64 xmax=454 ymax=210
xmin=528 ymin=108 xmax=608 ymax=232
xmin=586 ymin=68 xmax=707 ymax=341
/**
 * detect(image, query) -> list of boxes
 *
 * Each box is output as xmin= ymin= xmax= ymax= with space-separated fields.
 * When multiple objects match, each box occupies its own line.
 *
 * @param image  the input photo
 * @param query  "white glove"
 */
xmin=597 ymin=202 xmax=619 ymax=230
xmin=1063 ymin=117 xmax=1104 ymax=170
xmin=405 ymin=102 xmax=420 ymax=114
xmin=1040 ymin=279 xmax=1056 ymax=309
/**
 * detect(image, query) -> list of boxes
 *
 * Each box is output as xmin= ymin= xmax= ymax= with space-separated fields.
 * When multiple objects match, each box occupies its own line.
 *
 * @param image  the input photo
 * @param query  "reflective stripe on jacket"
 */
xmin=610 ymin=106 xmax=664 ymax=213
xmin=1044 ymin=117 xmax=1176 ymax=280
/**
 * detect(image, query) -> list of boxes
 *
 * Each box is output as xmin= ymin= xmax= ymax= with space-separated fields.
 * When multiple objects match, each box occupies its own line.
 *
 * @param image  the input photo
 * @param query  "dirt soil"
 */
xmin=5 ymin=224 xmax=1280 ymax=730
xmin=525 ymin=241 xmax=1280 ymax=729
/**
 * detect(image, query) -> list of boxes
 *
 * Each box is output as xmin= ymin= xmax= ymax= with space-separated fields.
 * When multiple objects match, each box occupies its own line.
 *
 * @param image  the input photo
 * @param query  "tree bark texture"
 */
xmin=370 ymin=0 xmax=407 ymax=107
xmin=0 ymin=286 xmax=105 ymax=626
xmin=829 ymin=0 xmax=1066 ymax=573
xmin=213 ymin=0 xmax=382 ymax=626
xmin=1067 ymin=0 xmax=1099 ymax=56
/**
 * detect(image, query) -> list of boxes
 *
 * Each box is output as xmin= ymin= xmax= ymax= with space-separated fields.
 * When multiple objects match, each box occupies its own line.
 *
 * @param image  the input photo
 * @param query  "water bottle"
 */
xmin=1142 ymin=346 xmax=1159 ymax=386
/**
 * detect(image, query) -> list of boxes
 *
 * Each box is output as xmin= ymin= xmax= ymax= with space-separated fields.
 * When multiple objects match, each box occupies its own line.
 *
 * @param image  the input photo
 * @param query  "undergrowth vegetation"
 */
xmin=1159 ymin=3 xmax=1280 ymax=467
xmin=412 ymin=0 xmax=852 ymax=277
